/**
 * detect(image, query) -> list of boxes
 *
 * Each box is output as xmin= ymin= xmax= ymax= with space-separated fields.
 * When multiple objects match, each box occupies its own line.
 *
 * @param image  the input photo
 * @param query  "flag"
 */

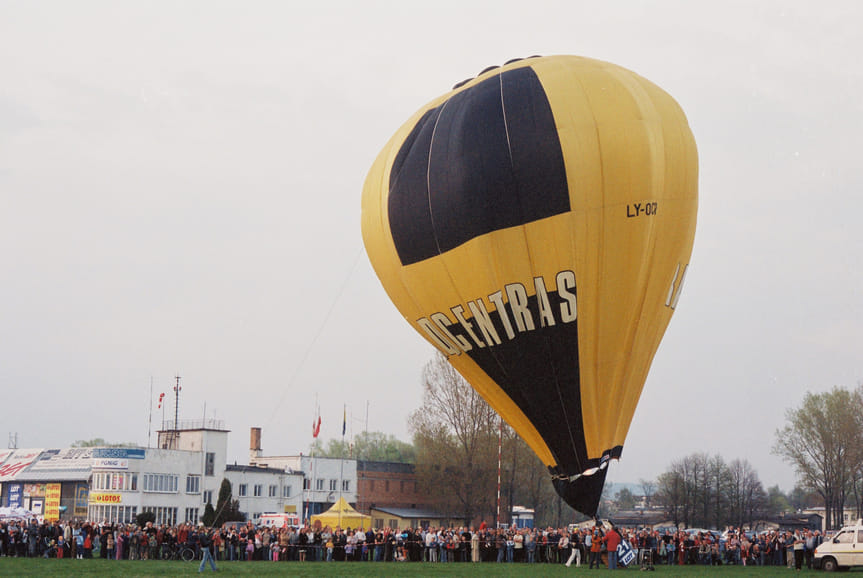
xmin=342 ymin=406 xmax=346 ymax=436
xmin=617 ymin=540 xmax=636 ymax=567
xmin=312 ymin=415 xmax=321 ymax=438
xmin=157 ymin=393 xmax=165 ymax=409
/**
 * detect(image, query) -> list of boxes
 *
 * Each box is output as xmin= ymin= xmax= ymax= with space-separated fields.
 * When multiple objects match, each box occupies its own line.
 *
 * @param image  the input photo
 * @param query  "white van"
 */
xmin=814 ymin=519 xmax=863 ymax=571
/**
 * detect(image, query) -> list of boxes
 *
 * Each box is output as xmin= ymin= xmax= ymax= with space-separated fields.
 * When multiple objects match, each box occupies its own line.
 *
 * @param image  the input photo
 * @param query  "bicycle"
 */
xmin=160 ymin=543 xmax=197 ymax=562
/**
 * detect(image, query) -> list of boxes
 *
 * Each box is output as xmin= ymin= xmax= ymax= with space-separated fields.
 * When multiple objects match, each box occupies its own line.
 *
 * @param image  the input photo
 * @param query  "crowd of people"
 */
xmin=0 ymin=516 xmax=825 ymax=570
xmin=649 ymin=527 xmax=825 ymax=570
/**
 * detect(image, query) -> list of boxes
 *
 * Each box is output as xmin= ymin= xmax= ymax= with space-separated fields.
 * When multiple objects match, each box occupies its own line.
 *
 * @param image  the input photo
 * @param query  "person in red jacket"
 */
xmin=604 ymin=524 xmax=622 ymax=570
xmin=177 ymin=523 xmax=189 ymax=546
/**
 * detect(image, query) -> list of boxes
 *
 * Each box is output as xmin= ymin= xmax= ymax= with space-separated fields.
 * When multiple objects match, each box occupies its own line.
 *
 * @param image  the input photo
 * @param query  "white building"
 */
xmin=224 ymin=463 xmax=304 ymax=524
xmin=86 ymin=420 xmax=303 ymax=525
xmin=1 ymin=422 xmax=315 ymax=526
xmin=86 ymin=420 xmax=230 ymax=525
xmin=248 ymin=435 xmax=357 ymax=520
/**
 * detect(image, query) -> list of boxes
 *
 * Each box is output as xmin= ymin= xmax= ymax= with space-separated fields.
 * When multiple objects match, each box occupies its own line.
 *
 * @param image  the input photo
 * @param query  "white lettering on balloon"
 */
xmin=417 ymin=269 xmax=578 ymax=356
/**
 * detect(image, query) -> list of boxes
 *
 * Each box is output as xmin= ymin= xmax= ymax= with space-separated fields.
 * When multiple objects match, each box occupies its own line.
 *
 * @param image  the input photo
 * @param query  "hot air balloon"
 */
xmin=361 ymin=55 xmax=697 ymax=517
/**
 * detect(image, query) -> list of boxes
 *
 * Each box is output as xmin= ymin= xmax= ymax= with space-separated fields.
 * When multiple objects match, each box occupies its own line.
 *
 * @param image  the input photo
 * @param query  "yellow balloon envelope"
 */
xmin=361 ymin=55 xmax=697 ymax=516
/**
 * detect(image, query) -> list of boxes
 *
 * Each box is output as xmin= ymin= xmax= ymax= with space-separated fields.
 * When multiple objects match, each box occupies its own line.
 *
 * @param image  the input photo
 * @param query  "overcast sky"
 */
xmin=2 ymin=1 xmax=861 ymax=494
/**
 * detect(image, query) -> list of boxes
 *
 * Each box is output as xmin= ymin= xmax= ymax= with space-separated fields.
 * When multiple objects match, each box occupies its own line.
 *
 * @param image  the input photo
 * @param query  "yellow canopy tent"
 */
xmin=311 ymin=497 xmax=371 ymax=530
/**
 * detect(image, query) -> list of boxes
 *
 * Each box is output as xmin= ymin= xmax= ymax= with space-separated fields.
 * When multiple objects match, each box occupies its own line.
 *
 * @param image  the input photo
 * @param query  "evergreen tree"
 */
xmin=213 ymin=478 xmax=245 ymax=526
xmin=201 ymin=502 xmax=216 ymax=527
xmin=136 ymin=511 xmax=156 ymax=527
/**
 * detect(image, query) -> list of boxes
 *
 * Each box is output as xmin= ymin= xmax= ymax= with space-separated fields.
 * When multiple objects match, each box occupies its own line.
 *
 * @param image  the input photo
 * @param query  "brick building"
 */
xmin=355 ymin=460 xmax=431 ymax=514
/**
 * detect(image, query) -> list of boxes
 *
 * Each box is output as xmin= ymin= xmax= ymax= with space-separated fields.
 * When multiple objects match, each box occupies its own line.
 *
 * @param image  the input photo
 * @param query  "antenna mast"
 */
xmin=174 ymin=374 xmax=182 ymax=436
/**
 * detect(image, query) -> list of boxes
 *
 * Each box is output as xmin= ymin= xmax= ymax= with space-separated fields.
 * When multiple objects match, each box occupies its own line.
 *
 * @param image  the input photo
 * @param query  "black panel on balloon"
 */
xmin=436 ymin=287 xmax=589 ymax=479
xmin=553 ymin=468 xmax=609 ymax=518
xmin=388 ymin=66 xmax=570 ymax=266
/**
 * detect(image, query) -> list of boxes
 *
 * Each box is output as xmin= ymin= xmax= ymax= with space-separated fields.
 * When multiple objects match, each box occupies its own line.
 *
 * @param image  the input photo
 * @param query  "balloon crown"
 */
xmin=451 ymin=55 xmax=543 ymax=89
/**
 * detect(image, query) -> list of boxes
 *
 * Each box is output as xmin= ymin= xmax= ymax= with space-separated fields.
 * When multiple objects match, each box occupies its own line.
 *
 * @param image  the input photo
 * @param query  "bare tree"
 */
xmin=408 ymin=353 xmax=587 ymax=527
xmin=656 ymin=469 xmax=685 ymax=528
xmin=727 ymin=458 xmax=766 ymax=529
xmin=409 ymin=353 xmax=499 ymax=525
xmin=707 ymin=454 xmax=730 ymax=530
xmin=656 ymin=452 xmax=765 ymax=529
xmin=773 ymin=387 xmax=862 ymax=529
xmin=849 ymin=384 xmax=863 ymax=520
xmin=505 ymin=428 xmax=574 ymax=527
xmin=639 ymin=478 xmax=656 ymax=509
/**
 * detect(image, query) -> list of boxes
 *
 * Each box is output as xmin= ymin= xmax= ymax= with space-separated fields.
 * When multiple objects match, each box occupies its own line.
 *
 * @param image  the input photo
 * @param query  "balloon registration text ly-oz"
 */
xmin=626 ymin=201 xmax=659 ymax=218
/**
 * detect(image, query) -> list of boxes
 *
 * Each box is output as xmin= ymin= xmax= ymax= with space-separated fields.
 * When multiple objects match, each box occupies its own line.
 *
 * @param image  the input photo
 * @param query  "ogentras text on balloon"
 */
xmin=417 ymin=270 xmax=577 ymax=356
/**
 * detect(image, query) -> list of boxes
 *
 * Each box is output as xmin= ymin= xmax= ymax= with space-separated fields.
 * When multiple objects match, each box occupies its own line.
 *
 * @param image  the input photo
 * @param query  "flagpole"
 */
xmin=496 ymin=415 xmax=503 ymax=527
xmin=338 ymin=404 xmax=346 ymax=528
xmin=147 ymin=377 xmax=153 ymax=449
xmin=306 ymin=395 xmax=321 ymax=524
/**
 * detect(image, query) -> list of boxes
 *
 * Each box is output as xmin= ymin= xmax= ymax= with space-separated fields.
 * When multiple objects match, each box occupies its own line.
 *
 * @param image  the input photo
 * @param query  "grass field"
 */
xmin=0 ymin=558 xmax=853 ymax=577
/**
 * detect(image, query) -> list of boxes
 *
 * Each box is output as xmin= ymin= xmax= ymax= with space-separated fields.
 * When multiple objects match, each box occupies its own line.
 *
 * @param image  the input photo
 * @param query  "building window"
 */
xmin=238 ymin=484 xmax=248 ymax=497
xmin=142 ymin=506 xmax=177 ymax=526
xmin=342 ymin=480 xmax=350 ymax=492
xmin=385 ymin=480 xmax=390 ymax=492
xmin=269 ymin=485 xmax=277 ymax=497
xmin=94 ymin=472 xmax=139 ymax=491
xmin=400 ymin=481 xmax=405 ymax=492
xmin=205 ymin=452 xmax=215 ymax=476
xmin=185 ymin=507 xmax=199 ymax=524
xmin=89 ymin=505 xmax=138 ymax=524
xmin=186 ymin=475 xmax=201 ymax=494
xmin=142 ymin=474 xmax=179 ymax=493
xmin=329 ymin=479 xmax=337 ymax=491
xmin=315 ymin=479 xmax=324 ymax=491
xmin=370 ymin=480 xmax=375 ymax=491
xmin=203 ymin=490 xmax=213 ymax=505
xmin=283 ymin=485 xmax=292 ymax=498
xmin=253 ymin=484 xmax=263 ymax=497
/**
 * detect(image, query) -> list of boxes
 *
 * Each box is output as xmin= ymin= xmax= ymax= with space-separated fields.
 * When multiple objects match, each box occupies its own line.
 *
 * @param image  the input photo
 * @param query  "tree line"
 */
xmin=653 ymin=453 xmax=771 ymax=529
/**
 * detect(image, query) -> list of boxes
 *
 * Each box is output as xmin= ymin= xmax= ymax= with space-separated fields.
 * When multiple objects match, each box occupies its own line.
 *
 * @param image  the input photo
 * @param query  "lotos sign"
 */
xmin=89 ymin=493 xmax=122 ymax=504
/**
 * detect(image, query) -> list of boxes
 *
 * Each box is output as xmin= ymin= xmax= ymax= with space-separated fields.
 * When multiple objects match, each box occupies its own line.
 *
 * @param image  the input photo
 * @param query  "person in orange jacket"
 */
xmin=589 ymin=524 xmax=604 ymax=569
